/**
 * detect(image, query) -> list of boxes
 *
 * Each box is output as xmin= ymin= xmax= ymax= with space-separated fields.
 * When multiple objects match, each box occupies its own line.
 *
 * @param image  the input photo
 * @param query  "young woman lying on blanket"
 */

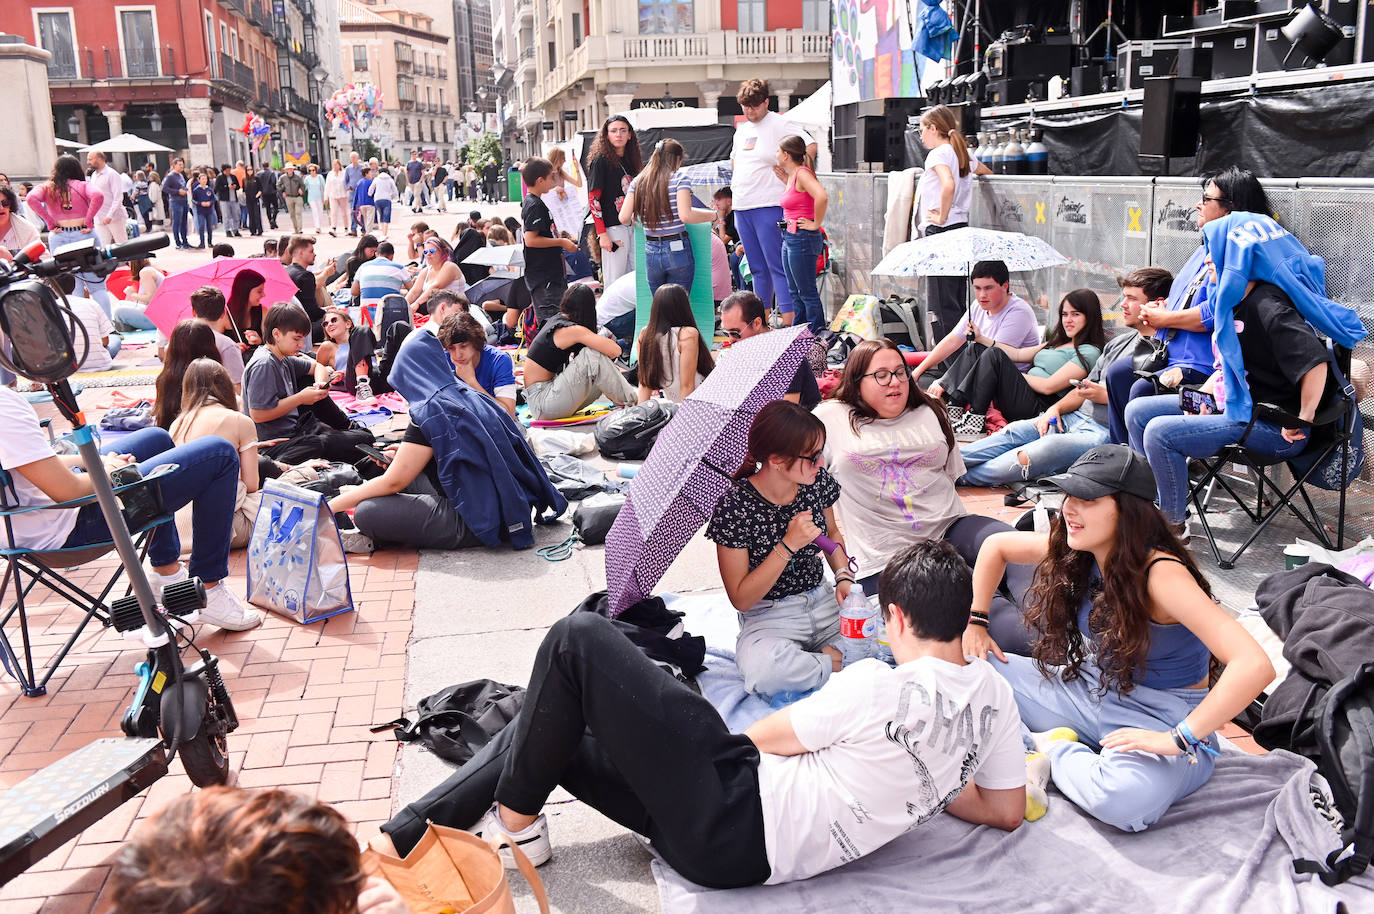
xmin=705 ymin=400 xmax=856 ymax=698
xmin=375 ymin=538 xmax=1030 ymax=888
xmin=965 ymin=444 xmax=1274 ymax=832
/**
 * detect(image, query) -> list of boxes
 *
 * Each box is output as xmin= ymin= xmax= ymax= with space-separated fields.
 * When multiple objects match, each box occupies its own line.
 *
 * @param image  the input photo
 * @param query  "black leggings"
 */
xmin=260 ymin=397 xmax=373 ymax=465
xmin=857 ymin=513 xmax=1036 ymax=656
xmin=954 ymin=345 xmax=1059 ymax=420
xmin=386 ymin=614 xmax=772 ymax=889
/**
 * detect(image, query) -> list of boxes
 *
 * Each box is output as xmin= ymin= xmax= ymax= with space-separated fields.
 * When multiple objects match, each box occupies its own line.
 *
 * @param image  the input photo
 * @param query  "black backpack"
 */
xmin=375 ymin=679 xmax=526 ymax=766
xmin=1293 ymin=661 xmax=1374 ymax=886
xmin=594 ymin=400 xmax=678 ymax=460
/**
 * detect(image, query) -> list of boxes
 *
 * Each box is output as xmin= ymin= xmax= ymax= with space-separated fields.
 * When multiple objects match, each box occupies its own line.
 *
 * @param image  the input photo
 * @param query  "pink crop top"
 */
xmin=780 ymin=167 xmax=816 ymax=223
xmin=26 ymin=181 xmax=104 ymax=230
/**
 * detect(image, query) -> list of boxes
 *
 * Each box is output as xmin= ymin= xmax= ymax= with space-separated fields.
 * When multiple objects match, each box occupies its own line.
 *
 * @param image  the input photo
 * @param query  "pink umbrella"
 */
xmin=143 ymin=257 xmax=300 ymax=336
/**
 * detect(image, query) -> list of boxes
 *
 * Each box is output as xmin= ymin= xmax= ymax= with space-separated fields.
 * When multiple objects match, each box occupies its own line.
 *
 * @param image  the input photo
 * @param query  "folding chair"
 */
xmin=1188 ymin=341 xmax=1362 ymax=570
xmin=0 ymin=466 xmax=176 ymax=698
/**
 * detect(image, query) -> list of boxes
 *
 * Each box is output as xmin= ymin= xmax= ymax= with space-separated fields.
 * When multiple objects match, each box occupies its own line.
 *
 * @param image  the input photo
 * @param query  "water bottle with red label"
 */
xmin=838 ymin=583 xmax=875 ymax=666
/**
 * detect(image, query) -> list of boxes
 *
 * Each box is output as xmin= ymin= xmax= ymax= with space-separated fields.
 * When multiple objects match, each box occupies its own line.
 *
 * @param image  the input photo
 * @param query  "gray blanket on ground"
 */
xmin=656 ymin=596 xmax=1374 ymax=914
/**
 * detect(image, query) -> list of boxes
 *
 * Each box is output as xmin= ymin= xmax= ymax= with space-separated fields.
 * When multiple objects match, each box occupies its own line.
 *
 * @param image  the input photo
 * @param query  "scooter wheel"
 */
xmin=179 ymin=687 xmax=231 ymax=787
xmin=163 ymin=578 xmax=207 ymax=616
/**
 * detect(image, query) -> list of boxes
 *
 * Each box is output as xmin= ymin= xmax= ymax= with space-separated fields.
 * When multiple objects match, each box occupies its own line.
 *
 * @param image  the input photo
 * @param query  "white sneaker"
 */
xmin=147 ymin=563 xmax=187 ymax=604
xmin=355 ymin=377 xmax=374 ymax=400
xmin=474 ymin=803 xmax=552 ymax=867
xmin=199 ymin=584 xmax=265 ymax=631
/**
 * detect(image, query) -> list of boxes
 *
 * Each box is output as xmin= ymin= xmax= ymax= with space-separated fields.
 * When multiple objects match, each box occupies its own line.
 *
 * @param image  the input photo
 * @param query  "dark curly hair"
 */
xmin=1023 ymin=492 xmax=1215 ymax=697
xmin=833 ymin=339 xmax=954 ymax=451
xmin=106 ymin=787 xmax=367 ymax=914
xmin=587 ymin=115 xmax=643 ymax=174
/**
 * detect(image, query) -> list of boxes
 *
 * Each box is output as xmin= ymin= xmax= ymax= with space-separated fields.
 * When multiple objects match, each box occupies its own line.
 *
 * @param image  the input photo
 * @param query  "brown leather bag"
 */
xmin=362 ymin=823 xmax=550 ymax=914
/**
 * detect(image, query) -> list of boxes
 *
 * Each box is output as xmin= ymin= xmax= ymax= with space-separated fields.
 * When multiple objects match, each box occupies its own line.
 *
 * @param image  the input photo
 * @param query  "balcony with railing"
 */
xmin=438 ymin=66 xmax=448 ymax=79
xmin=57 ymin=45 xmax=179 ymax=81
xmin=248 ymin=1 xmax=268 ymax=28
xmin=286 ymin=90 xmax=316 ymax=119
xmin=530 ymin=30 xmax=831 ymax=107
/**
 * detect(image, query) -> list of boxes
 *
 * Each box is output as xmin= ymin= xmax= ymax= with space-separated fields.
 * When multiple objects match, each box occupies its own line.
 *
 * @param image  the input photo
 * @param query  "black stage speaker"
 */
xmin=1071 ymin=64 xmax=1104 ymax=96
xmin=985 ymin=77 xmax=1047 ymax=106
xmin=857 ymin=97 xmax=926 ymax=171
xmin=1140 ymin=76 xmax=1202 ymax=160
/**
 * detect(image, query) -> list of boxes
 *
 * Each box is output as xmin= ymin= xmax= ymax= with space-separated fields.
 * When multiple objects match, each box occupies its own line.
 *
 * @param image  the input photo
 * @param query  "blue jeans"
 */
xmin=49 ymin=228 xmax=112 ymax=316
xmin=603 ymin=310 xmax=635 ymax=346
xmin=781 ymin=228 xmax=824 ymax=332
xmin=62 ymin=428 xmax=239 ymax=584
xmin=734 ymin=206 xmax=792 ymax=314
xmin=1124 ymin=394 xmax=1307 ymax=524
xmin=169 ymin=198 xmax=190 ymax=247
xmin=113 ymin=305 xmax=157 ymax=331
xmin=1104 ymin=356 xmax=1209 ymax=445
xmin=645 ymin=236 xmax=695 ymax=297
xmin=375 ymin=199 xmax=393 ymax=224
xmin=959 ymin=409 xmax=1110 ymax=486
xmin=195 ymin=207 xmax=214 ymax=247
xmin=998 ymin=654 xmax=1215 ymax=832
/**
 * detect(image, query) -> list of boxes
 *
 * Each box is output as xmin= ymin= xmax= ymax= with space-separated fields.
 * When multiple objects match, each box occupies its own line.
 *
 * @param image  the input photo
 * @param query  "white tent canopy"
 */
xmin=55 ymin=137 xmax=84 ymax=149
xmin=79 ymin=133 xmax=174 ymax=154
xmin=786 ymin=81 xmax=831 ymax=133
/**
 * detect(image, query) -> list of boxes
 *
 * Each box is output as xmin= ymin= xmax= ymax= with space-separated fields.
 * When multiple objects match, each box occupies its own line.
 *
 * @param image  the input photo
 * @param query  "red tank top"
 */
xmin=780 ymin=167 xmax=816 ymax=222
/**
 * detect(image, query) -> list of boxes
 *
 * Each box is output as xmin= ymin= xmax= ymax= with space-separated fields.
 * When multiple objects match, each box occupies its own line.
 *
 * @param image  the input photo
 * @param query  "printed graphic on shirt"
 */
xmin=885 ymin=679 xmax=997 ymax=825
xmin=847 ymin=447 xmax=947 ymax=531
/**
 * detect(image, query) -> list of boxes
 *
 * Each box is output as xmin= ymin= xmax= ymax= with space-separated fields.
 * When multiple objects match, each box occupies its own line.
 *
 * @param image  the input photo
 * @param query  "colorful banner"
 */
xmin=832 ymin=0 xmax=932 ymax=106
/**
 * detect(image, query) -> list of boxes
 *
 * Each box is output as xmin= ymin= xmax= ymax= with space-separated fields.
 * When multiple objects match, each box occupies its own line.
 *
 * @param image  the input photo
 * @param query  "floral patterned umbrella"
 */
xmin=872 ymin=227 xmax=1069 ymax=277
xmin=604 ymin=325 xmax=812 ymax=616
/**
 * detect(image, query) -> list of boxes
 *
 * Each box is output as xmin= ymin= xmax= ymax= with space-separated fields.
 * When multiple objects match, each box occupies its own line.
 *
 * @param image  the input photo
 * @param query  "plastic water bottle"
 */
xmin=838 ymin=584 xmax=874 ymax=666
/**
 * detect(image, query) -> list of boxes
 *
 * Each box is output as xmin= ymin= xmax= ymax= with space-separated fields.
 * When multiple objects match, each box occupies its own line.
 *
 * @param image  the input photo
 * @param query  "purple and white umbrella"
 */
xmin=605 ymin=325 xmax=813 ymax=616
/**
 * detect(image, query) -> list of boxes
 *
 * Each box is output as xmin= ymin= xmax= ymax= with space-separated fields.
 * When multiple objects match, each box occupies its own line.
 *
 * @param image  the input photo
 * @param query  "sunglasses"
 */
xmin=795 ymin=450 xmax=824 ymax=466
xmin=723 ymin=328 xmax=743 ymax=339
xmin=324 ymin=316 xmax=344 ymax=325
xmin=423 ymin=246 xmax=439 ymax=254
xmin=1200 ymin=194 xmax=1229 ymax=205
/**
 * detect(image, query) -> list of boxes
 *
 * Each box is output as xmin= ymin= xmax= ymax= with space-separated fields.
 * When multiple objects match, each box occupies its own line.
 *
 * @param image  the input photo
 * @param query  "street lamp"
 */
xmin=148 ymin=111 xmax=163 ymax=133
xmin=66 ymin=113 xmax=80 ymax=137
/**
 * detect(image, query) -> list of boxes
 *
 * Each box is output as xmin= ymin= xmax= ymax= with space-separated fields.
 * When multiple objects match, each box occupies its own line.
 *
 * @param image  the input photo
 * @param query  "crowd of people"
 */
xmin=0 ymin=75 xmax=1366 ymax=906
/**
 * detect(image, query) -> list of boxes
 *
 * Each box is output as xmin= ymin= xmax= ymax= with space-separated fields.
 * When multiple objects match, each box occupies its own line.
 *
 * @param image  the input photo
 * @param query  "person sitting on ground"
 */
xmin=169 ymin=358 xmax=262 ymax=550
xmin=595 ymin=270 xmax=638 ymax=345
xmin=720 ymin=290 xmax=820 ymax=407
xmin=225 ymin=268 xmax=266 ymax=353
xmin=451 ymin=210 xmax=488 ymax=285
xmin=636 ymin=283 xmax=714 ymax=403
xmin=406 ymin=234 xmax=467 ymax=314
xmin=1124 ymin=278 xmax=1330 ymax=540
xmin=815 ymin=340 xmax=1035 ymax=654
xmin=351 ymin=240 xmax=413 ymax=325
xmin=285 ymin=234 xmax=336 ymax=342
xmin=107 ymin=786 xmax=408 ymax=914
xmin=0 ymin=381 xmax=262 ymax=630
xmin=943 ymin=288 xmax=1106 ymax=435
xmin=706 ymin=400 xmax=857 ymax=697
xmin=483 ymin=224 xmax=522 ymax=280
xmin=211 ymin=242 xmax=235 ymax=259
xmin=910 ymin=260 xmax=1042 ymax=406
xmin=51 ymin=274 xmax=120 ymax=371
xmin=960 ymin=268 xmax=1168 ymax=487
xmin=242 ymin=303 xmax=374 ymax=464
xmin=439 ymin=311 xmax=517 ymax=417
xmin=378 ymin=538 xmax=1027 ymax=885
xmin=966 ymin=444 xmax=1273 ymax=832
xmin=522 ymin=284 xmax=637 ymax=421
xmin=406 ymin=220 xmax=429 ymax=262
xmin=188 ymin=285 xmax=246 ymax=392
xmin=1105 ymin=167 xmax=1273 ymax=445
xmin=154 ymin=319 xmax=223 ymax=429
xmin=331 ymin=233 xmax=379 ymax=298
xmin=111 ymin=255 xmax=165 ymax=331
xmin=315 ymin=306 xmax=378 ymax=399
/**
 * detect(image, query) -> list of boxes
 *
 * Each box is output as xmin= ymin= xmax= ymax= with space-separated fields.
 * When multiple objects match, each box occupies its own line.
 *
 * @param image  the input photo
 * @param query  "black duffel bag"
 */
xmin=594 ymin=399 xmax=678 ymax=460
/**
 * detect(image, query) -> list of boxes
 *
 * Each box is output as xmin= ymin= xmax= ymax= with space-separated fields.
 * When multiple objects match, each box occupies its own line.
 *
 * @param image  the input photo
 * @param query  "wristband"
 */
xmin=969 ymin=611 xmax=990 ymax=623
xmin=1170 ymin=727 xmax=1190 ymax=754
xmin=776 ymin=541 xmax=795 ymax=558
xmin=967 ymin=617 xmax=989 ymax=629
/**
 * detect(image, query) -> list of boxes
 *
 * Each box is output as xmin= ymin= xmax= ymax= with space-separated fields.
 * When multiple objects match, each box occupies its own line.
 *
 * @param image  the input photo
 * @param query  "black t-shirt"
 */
xmin=521 ymin=193 xmax=563 ymax=287
xmin=587 ymin=156 xmax=629 ymax=231
xmin=286 ymin=263 xmax=323 ymax=321
xmin=434 ymin=166 xmax=448 ymax=184
xmin=1234 ymin=281 xmax=1327 ymax=415
xmin=706 ymin=468 xmax=841 ymax=601
xmin=525 ymin=315 xmax=582 ymax=375
xmin=721 ymin=209 xmax=739 ymax=244
xmin=402 ymin=420 xmax=443 ymax=489
xmin=789 ymin=363 xmax=822 ymax=409
xmin=453 ymin=225 xmax=488 ymax=284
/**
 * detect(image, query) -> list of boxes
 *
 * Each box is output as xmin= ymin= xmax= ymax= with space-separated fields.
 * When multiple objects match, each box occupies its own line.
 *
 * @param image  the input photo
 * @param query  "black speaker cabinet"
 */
xmin=1070 ymin=64 xmax=1105 ymax=96
xmin=1197 ymin=27 xmax=1256 ymax=79
xmin=1140 ymin=76 xmax=1203 ymax=160
xmin=985 ymin=77 xmax=1047 ymax=106
xmin=857 ymin=97 xmax=926 ymax=171
xmin=986 ymin=39 xmax=1075 ymax=80
xmin=1176 ymin=46 xmax=1213 ymax=80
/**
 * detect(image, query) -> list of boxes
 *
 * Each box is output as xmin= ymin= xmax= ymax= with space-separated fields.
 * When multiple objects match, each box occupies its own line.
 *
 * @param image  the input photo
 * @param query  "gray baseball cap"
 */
xmin=1040 ymin=444 xmax=1158 ymax=502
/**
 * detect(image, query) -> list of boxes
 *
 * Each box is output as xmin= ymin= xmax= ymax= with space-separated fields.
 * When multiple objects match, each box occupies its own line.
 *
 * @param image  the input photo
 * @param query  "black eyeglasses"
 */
xmin=1200 ymin=194 xmax=1229 ymax=205
xmin=860 ymin=367 xmax=909 ymax=386
xmin=795 ymin=450 xmax=824 ymax=466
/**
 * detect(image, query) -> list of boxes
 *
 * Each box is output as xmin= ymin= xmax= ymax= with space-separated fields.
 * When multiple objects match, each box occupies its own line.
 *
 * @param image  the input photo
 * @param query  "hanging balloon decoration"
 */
xmin=324 ymin=83 xmax=385 ymax=135
xmin=239 ymin=111 xmax=271 ymax=151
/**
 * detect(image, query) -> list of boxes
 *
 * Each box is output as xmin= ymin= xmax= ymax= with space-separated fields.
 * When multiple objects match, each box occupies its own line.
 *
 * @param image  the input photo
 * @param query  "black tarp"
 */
xmin=934 ymin=81 xmax=1374 ymax=178
xmin=576 ymin=124 xmax=736 ymax=171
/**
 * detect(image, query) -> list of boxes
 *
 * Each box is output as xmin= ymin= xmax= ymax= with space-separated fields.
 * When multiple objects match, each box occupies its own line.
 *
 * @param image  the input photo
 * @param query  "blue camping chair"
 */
xmin=0 ymin=462 xmax=176 ymax=697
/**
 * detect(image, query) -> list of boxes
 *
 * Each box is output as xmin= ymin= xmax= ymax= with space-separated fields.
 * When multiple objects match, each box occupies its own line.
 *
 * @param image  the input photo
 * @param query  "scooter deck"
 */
xmin=0 ymin=736 xmax=167 ymax=884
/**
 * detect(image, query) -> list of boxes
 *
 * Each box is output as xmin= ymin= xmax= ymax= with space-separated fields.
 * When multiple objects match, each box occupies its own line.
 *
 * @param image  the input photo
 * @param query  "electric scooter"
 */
xmin=0 ymin=233 xmax=239 ymax=883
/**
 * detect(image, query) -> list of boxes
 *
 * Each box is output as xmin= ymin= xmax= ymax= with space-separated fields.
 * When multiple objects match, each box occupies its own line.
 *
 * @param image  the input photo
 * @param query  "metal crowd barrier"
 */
xmin=816 ymin=172 xmax=1374 ymax=540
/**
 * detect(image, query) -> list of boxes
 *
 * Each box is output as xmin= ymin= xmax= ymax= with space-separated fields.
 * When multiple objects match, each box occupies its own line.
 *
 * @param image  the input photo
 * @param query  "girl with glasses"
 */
xmin=315 ymin=307 xmax=378 ymax=399
xmin=816 ymin=340 xmax=1036 ymax=655
xmin=706 ymin=399 xmax=856 ymax=698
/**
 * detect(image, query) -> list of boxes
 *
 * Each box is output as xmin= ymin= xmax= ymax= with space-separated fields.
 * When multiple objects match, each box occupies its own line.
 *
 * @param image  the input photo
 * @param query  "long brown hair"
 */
xmin=587 ymin=115 xmax=644 ymax=174
xmin=920 ymin=105 xmax=972 ymax=177
xmin=636 ymin=283 xmax=715 ymax=392
xmin=733 ymin=399 xmax=825 ymax=479
xmin=155 ymin=320 xmax=221 ymax=429
xmin=833 ymin=339 xmax=954 ymax=451
xmin=227 ymin=268 xmax=266 ymax=339
xmin=48 ymin=154 xmax=85 ymax=206
xmin=632 ymin=139 xmax=686 ymax=229
xmin=1024 ymin=493 xmax=1215 ymax=697
xmin=170 ymin=358 xmax=237 ymax=442
xmin=1045 ymin=288 xmax=1107 ymax=370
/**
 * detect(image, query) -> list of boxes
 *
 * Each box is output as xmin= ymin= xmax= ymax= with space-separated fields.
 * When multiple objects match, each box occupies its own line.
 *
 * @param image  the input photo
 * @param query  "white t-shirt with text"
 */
xmin=731 ymin=112 xmax=816 ymax=211
xmin=758 ymin=655 xmax=1024 ymax=884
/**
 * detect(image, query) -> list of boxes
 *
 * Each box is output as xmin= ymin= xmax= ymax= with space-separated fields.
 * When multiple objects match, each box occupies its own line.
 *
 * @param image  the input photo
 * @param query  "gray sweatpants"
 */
xmin=524 ymin=348 xmax=636 ymax=420
xmin=736 ymin=583 xmax=841 ymax=697
xmin=353 ymin=472 xmax=479 ymax=550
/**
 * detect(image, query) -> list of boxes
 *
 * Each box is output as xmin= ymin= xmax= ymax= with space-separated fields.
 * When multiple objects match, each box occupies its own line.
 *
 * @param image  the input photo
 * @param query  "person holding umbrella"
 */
xmin=705 ymin=400 xmax=857 ymax=698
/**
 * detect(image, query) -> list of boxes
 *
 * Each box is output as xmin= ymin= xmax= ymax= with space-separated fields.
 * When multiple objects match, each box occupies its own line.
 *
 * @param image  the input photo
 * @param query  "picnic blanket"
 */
xmin=655 ymin=594 xmax=1374 ymax=914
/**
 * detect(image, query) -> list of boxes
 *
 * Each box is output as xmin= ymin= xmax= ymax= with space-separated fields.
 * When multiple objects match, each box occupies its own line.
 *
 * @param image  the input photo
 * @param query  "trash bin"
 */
xmin=507 ymin=168 xmax=521 ymax=203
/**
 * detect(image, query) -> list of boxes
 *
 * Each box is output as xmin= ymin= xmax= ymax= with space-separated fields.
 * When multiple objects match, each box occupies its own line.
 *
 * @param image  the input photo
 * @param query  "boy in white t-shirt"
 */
xmin=381 ymin=539 xmax=1033 ymax=888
